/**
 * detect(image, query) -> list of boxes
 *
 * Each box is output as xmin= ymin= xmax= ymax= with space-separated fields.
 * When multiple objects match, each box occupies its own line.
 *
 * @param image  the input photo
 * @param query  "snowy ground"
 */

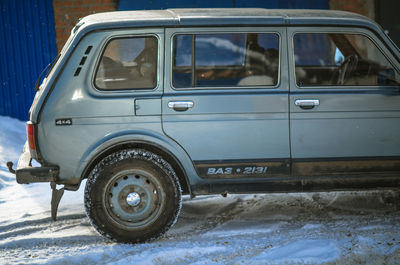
xmin=1 ymin=116 xmax=400 ymax=265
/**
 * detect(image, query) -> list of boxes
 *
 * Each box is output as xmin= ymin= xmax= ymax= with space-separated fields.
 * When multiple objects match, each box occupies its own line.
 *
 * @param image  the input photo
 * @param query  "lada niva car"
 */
xmin=8 ymin=8 xmax=400 ymax=243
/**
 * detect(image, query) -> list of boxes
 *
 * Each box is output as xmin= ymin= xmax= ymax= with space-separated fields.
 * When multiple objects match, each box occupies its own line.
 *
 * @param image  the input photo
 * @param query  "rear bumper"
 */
xmin=16 ymin=142 xmax=59 ymax=184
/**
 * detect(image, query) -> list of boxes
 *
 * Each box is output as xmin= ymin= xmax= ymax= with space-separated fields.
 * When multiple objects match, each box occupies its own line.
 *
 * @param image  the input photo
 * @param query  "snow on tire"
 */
xmin=84 ymin=149 xmax=182 ymax=243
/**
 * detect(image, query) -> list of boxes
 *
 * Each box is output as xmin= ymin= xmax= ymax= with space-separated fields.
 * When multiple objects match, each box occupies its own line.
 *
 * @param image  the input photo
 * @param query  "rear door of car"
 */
xmin=162 ymin=27 xmax=291 ymax=185
xmin=288 ymin=27 xmax=400 ymax=188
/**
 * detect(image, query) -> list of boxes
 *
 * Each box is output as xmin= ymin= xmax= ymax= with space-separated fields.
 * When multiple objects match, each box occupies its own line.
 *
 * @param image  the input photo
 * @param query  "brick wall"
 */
xmin=329 ymin=0 xmax=375 ymax=20
xmin=53 ymin=0 xmax=376 ymax=52
xmin=53 ymin=0 xmax=117 ymax=52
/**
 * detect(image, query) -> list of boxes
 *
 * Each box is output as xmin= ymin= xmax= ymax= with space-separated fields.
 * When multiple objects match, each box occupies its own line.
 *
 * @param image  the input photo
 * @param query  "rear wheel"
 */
xmin=84 ymin=149 xmax=182 ymax=243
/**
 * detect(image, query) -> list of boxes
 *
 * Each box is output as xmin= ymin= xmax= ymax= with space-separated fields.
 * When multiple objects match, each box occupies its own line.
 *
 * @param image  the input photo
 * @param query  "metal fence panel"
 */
xmin=0 ymin=0 xmax=57 ymax=121
xmin=119 ymin=0 xmax=329 ymax=11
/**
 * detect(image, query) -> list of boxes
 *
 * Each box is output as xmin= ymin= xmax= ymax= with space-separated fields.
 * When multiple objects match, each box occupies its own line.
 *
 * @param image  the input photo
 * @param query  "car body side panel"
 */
xmin=162 ymin=93 xmax=289 ymax=161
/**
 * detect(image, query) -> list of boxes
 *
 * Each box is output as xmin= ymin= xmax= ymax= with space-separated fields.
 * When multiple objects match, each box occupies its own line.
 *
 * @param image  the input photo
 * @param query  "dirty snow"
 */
xmin=1 ymin=115 xmax=400 ymax=264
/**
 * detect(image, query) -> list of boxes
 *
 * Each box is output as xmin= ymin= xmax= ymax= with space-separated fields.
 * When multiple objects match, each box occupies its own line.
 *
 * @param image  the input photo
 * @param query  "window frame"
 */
xmin=93 ymin=33 xmax=160 ymax=92
xmin=290 ymin=29 xmax=400 ymax=89
xmin=170 ymin=30 xmax=282 ymax=90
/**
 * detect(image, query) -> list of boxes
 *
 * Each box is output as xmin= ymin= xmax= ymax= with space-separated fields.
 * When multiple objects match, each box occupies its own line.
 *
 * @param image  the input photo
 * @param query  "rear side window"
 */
xmin=95 ymin=36 xmax=158 ymax=90
xmin=293 ymin=33 xmax=400 ymax=87
xmin=172 ymin=33 xmax=280 ymax=88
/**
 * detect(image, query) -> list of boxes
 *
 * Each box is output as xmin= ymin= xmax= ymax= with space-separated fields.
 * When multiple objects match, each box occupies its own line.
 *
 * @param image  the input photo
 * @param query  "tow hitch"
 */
xmin=7 ymin=161 xmax=64 ymax=221
xmin=6 ymin=161 xmax=15 ymax=174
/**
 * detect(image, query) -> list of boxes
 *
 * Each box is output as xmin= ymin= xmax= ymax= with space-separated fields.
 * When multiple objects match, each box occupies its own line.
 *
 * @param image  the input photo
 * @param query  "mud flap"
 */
xmin=51 ymin=182 xmax=64 ymax=221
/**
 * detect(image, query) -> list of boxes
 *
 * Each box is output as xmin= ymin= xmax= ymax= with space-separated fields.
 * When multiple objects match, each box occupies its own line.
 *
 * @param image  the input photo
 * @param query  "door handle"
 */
xmin=295 ymin=99 xmax=320 ymax=110
xmin=168 ymin=101 xmax=194 ymax=111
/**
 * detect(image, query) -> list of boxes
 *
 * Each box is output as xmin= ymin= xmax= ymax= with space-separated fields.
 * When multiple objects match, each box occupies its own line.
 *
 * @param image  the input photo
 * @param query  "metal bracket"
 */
xmin=50 ymin=182 xmax=65 ymax=221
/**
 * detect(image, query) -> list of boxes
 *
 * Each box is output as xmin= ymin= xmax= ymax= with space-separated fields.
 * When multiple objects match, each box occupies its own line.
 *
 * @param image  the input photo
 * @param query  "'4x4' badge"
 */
xmin=55 ymin=118 xmax=72 ymax=126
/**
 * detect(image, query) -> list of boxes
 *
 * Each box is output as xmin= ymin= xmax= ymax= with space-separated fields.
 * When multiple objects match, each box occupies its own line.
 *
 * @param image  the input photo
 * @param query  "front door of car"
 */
xmin=162 ymin=27 xmax=291 ymax=181
xmin=288 ymin=27 xmax=400 ymax=186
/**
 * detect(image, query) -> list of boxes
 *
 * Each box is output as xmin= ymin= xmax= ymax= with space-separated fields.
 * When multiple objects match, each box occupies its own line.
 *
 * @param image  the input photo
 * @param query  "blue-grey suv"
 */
xmin=8 ymin=8 xmax=400 ymax=243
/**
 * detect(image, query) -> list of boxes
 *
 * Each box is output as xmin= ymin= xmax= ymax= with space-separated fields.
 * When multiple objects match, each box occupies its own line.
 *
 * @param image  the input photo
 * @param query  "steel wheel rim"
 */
xmin=103 ymin=169 xmax=165 ymax=229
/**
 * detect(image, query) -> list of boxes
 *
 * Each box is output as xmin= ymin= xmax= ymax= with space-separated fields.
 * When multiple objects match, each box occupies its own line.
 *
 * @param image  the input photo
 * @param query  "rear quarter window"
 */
xmin=95 ymin=36 xmax=158 ymax=90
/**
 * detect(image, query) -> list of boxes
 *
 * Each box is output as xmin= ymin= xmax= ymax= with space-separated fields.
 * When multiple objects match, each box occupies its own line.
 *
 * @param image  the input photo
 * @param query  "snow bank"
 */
xmin=0 ymin=116 xmax=26 ymax=189
xmin=0 ymin=116 xmax=26 ymax=164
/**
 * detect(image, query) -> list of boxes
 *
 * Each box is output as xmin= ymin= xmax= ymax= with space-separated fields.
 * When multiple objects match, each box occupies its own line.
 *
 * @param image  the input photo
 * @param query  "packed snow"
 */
xmin=1 ymin=115 xmax=400 ymax=264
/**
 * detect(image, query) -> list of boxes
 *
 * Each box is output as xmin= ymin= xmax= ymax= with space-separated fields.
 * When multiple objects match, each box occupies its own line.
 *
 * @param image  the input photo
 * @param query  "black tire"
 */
xmin=84 ymin=149 xmax=182 ymax=243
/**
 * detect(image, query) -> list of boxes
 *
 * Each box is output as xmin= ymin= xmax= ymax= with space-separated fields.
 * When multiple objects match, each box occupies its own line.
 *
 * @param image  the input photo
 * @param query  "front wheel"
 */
xmin=84 ymin=149 xmax=182 ymax=243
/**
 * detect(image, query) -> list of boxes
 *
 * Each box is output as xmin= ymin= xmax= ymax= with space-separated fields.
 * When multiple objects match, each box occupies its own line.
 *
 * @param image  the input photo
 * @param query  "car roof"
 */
xmin=77 ymin=8 xmax=377 ymax=30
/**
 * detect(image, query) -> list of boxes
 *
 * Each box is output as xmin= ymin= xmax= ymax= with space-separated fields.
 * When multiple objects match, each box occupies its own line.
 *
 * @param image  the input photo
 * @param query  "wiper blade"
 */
xmin=34 ymin=54 xmax=61 ymax=91
xmin=34 ymin=63 xmax=51 ymax=91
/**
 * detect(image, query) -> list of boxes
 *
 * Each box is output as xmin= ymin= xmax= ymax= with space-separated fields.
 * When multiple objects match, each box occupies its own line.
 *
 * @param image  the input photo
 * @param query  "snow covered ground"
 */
xmin=1 ymin=115 xmax=400 ymax=264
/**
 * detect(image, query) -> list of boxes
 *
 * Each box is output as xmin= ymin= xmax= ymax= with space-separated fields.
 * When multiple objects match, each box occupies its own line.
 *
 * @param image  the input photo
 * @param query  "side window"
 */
xmin=293 ymin=33 xmax=400 ymax=87
xmin=172 ymin=33 xmax=280 ymax=88
xmin=95 ymin=36 xmax=158 ymax=90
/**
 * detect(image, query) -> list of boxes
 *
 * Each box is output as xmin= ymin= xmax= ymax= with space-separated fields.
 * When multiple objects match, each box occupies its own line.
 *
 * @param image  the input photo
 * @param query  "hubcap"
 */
xmin=126 ymin=192 xmax=141 ymax=207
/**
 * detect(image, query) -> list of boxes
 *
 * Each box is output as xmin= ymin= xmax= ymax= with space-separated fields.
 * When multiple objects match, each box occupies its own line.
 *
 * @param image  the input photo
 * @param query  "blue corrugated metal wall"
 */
xmin=0 ymin=0 xmax=57 ymax=121
xmin=119 ymin=0 xmax=329 ymax=10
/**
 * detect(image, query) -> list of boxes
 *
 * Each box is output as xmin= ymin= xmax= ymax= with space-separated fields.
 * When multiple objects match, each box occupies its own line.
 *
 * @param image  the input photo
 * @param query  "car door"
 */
xmin=288 ymin=27 xmax=400 ymax=187
xmin=162 ymin=27 xmax=291 ymax=181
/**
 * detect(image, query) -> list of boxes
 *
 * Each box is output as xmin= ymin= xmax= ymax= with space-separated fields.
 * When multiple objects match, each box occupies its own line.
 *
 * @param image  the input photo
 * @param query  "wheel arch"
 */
xmin=76 ymin=132 xmax=193 ymax=195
